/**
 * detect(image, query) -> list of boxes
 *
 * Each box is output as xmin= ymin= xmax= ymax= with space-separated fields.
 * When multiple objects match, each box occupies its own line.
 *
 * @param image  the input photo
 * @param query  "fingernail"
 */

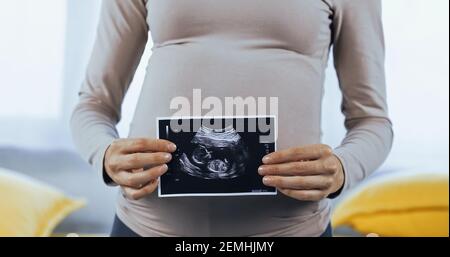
xmin=263 ymin=176 xmax=272 ymax=185
xmin=262 ymin=156 xmax=271 ymax=164
xmin=167 ymin=143 xmax=177 ymax=152
xmin=164 ymin=153 xmax=172 ymax=161
xmin=161 ymin=164 xmax=168 ymax=172
xmin=258 ymin=166 xmax=265 ymax=175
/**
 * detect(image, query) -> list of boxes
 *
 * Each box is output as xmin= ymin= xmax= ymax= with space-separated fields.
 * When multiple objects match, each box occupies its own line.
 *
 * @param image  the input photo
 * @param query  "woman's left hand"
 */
xmin=258 ymin=144 xmax=345 ymax=201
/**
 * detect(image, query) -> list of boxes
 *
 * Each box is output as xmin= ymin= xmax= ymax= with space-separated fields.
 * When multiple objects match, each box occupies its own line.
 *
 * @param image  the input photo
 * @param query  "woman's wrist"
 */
xmin=327 ymin=154 xmax=345 ymax=199
xmin=102 ymin=143 xmax=117 ymax=186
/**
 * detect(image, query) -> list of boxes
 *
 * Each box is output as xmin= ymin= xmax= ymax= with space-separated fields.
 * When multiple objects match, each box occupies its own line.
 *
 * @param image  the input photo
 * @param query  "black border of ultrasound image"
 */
xmin=157 ymin=116 xmax=277 ymax=197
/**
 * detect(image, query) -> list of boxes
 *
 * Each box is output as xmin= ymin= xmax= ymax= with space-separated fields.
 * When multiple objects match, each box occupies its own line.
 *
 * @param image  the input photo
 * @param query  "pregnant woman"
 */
xmin=71 ymin=0 xmax=393 ymax=237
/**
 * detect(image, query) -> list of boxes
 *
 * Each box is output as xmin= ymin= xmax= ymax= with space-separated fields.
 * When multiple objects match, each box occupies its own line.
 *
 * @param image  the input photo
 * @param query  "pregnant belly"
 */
xmin=129 ymin=44 xmax=323 ymax=151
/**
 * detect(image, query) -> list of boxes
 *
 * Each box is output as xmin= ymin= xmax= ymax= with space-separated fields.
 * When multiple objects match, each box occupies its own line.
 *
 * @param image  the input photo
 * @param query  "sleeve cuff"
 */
xmin=92 ymin=136 xmax=117 ymax=186
xmin=328 ymin=147 xmax=351 ymax=198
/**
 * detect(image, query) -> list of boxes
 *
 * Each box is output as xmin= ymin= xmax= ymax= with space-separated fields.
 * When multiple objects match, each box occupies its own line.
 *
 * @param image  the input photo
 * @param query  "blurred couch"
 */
xmin=0 ymin=147 xmax=118 ymax=235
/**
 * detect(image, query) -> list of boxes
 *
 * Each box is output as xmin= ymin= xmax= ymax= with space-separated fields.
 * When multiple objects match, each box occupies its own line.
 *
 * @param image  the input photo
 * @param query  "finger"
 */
xmin=116 ymin=152 xmax=172 ymax=170
xmin=262 ymin=144 xmax=332 ymax=164
xmin=122 ymin=180 xmax=159 ymax=200
xmin=258 ymin=160 xmax=326 ymax=176
xmin=263 ymin=175 xmax=332 ymax=190
xmin=114 ymin=165 xmax=168 ymax=188
xmin=120 ymin=138 xmax=177 ymax=153
xmin=278 ymin=188 xmax=327 ymax=201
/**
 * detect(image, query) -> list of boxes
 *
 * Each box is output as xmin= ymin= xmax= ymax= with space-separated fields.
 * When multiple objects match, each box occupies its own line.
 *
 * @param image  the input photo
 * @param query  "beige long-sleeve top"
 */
xmin=71 ymin=0 xmax=393 ymax=236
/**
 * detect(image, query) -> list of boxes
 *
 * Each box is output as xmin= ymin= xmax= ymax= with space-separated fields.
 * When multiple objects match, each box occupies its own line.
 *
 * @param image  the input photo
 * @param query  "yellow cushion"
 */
xmin=332 ymin=172 xmax=449 ymax=237
xmin=0 ymin=168 xmax=85 ymax=237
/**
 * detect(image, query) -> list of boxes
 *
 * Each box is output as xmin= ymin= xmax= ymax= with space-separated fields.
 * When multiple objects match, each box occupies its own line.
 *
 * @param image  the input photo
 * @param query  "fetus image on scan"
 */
xmin=158 ymin=117 xmax=277 ymax=196
xmin=175 ymin=125 xmax=249 ymax=180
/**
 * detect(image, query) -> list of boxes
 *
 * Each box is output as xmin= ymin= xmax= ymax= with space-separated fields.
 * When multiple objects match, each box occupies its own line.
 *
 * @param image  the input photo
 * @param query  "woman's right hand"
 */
xmin=104 ymin=138 xmax=177 ymax=200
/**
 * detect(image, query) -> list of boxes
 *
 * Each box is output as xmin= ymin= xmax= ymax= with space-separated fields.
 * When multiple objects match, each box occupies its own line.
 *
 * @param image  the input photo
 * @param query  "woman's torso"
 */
xmin=119 ymin=0 xmax=334 ymax=236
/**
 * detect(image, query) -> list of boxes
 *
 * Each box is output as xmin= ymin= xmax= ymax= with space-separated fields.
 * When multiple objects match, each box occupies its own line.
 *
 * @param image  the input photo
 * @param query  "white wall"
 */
xmin=383 ymin=0 xmax=449 ymax=172
xmin=0 ymin=0 xmax=102 ymax=149
xmin=0 ymin=0 xmax=66 ymax=119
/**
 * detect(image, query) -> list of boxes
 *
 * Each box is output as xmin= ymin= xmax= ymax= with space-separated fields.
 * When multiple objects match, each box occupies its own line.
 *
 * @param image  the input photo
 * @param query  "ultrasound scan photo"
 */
xmin=157 ymin=116 xmax=277 ymax=197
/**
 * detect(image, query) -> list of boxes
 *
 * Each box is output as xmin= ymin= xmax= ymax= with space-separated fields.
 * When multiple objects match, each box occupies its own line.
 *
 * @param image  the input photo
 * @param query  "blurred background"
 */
xmin=0 ymin=0 xmax=448 ymax=236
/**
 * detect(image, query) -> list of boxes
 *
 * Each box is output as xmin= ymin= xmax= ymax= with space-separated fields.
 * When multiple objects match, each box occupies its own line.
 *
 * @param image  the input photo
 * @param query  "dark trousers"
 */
xmin=111 ymin=215 xmax=333 ymax=237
